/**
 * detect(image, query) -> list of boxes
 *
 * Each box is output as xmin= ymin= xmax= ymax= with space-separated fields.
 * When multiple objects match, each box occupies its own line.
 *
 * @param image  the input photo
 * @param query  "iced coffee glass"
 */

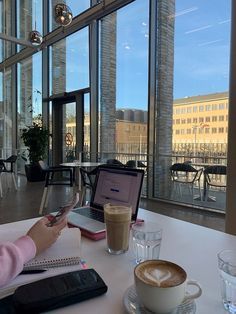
xmin=104 ymin=203 xmax=132 ymax=254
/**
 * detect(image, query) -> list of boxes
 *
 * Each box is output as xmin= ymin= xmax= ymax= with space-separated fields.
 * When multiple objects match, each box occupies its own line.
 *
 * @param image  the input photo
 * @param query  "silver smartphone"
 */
xmin=48 ymin=193 xmax=80 ymax=226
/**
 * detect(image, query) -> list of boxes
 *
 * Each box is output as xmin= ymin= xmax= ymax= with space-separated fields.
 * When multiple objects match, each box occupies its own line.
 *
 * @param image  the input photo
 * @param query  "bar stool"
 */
xmin=38 ymin=161 xmax=73 ymax=214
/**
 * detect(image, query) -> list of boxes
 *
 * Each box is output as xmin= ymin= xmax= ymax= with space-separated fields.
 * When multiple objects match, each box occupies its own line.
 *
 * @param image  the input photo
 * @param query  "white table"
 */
xmin=0 ymin=209 xmax=233 ymax=314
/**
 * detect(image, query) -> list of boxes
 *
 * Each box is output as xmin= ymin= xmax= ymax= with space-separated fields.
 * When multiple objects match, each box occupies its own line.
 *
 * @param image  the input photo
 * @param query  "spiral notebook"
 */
xmin=23 ymin=227 xmax=81 ymax=270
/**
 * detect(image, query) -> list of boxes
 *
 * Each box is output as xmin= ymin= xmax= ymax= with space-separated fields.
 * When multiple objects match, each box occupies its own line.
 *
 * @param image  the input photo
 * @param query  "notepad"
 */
xmin=23 ymin=227 xmax=81 ymax=270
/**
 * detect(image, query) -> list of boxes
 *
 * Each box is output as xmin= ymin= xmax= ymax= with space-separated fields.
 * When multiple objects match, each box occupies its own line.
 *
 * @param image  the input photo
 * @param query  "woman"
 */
xmin=0 ymin=216 xmax=67 ymax=287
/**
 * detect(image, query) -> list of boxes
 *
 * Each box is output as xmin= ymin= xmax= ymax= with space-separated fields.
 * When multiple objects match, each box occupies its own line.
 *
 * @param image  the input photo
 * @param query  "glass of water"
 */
xmin=218 ymin=249 xmax=236 ymax=313
xmin=131 ymin=221 xmax=162 ymax=264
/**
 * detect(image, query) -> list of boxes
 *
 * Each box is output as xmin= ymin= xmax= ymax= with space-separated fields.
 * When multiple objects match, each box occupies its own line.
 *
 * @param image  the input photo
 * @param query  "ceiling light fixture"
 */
xmin=28 ymin=30 xmax=43 ymax=46
xmin=54 ymin=3 xmax=73 ymax=27
xmin=29 ymin=1 xmax=43 ymax=46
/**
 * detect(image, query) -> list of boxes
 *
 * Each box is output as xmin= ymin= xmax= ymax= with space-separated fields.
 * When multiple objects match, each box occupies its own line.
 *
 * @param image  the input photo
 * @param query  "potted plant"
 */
xmin=21 ymin=123 xmax=49 ymax=182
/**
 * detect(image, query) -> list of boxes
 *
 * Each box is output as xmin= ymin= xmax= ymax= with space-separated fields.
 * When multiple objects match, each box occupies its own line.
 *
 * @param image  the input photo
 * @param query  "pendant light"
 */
xmin=54 ymin=3 xmax=73 ymax=27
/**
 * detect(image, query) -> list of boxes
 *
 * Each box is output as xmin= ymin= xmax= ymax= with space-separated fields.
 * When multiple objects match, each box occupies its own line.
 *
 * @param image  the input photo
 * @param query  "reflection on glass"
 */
xmin=17 ymin=52 xmax=42 ymax=172
xmin=50 ymin=27 xmax=89 ymax=95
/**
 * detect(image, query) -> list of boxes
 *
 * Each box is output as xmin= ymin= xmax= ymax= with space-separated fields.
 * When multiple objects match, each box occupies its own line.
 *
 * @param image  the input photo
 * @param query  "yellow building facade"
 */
xmin=65 ymin=92 xmax=229 ymax=157
xmin=173 ymin=92 xmax=228 ymax=155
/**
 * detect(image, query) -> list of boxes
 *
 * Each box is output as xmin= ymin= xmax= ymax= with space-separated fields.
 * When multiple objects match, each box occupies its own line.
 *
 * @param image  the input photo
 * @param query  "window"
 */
xmin=176 ymin=119 xmax=180 ymax=124
xmin=205 ymin=117 xmax=210 ymax=122
xmin=176 ymin=130 xmax=180 ymax=135
xmin=212 ymin=104 xmax=218 ymax=110
xmin=219 ymin=103 xmax=225 ymax=110
xmin=181 ymin=108 xmax=186 ymax=114
xmin=187 ymin=129 xmax=191 ymax=134
xmin=187 ymin=118 xmax=191 ymax=123
xmin=205 ymin=128 xmax=210 ymax=134
xmin=199 ymin=105 xmax=204 ymax=112
xmin=180 ymin=129 xmax=185 ymax=134
xmin=176 ymin=108 xmax=181 ymax=114
xmin=193 ymin=106 xmax=197 ymax=112
xmin=212 ymin=116 xmax=217 ymax=122
xmin=181 ymin=119 xmax=186 ymax=124
xmin=219 ymin=115 xmax=224 ymax=121
xmin=219 ymin=127 xmax=224 ymax=133
xmin=193 ymin=118 xmax=197 ymax=123
xmin=212 ymin=128 xmax=217 ymax=134
xmin=199 ymin=117 xmax=204 ymax=123
xmin=205 ymin=105 xmax=211 ymax=111
xmin=187 ymin=107 xmax=192 ymax=113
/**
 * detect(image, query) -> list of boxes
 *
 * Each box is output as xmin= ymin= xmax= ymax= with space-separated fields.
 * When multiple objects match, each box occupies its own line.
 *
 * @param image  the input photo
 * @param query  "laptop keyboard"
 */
xmin=74 ymin=207 xmax=104 ymax=223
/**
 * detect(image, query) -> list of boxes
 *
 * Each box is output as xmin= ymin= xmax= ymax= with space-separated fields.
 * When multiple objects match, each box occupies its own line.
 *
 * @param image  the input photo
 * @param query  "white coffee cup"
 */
xmin=134 ymin=260 xmax=202 ymax=313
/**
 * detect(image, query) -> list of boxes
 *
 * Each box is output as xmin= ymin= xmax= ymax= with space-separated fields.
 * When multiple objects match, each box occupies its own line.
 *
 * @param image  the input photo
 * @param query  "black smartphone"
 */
xmin=47 ymin=193 xmax=79 ymax=226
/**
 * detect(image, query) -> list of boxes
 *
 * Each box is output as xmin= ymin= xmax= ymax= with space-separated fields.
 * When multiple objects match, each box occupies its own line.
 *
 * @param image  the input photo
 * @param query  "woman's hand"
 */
xmin=27 ymin=217 xmax=67 ymax=255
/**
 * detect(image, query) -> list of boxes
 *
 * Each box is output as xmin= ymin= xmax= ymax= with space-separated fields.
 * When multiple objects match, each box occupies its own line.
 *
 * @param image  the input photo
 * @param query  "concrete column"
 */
xmin=154 ymin=0 xmax=175 ymax=198
xmin=99 ymin=12 xmax=117 ymax=155
xmin=225 ymin=1 xmax=236 ymax=235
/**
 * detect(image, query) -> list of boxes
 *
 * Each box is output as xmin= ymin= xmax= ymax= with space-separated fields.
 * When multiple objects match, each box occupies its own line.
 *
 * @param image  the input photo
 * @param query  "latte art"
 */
xmin=135 ymin=260 xmax=186 ymax=288
xmin=143 ymin=268 xmax=172 ymax=286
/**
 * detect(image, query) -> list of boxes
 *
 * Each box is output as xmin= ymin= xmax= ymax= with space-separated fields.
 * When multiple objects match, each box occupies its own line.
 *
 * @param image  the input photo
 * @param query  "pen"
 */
xmin=20 ymin=269 xmax=47 ymax=275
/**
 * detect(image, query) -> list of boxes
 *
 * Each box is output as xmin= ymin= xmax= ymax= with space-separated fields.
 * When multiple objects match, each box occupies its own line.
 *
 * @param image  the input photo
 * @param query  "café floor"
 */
xmin=0 ymin=174 xmax=225 ymax=232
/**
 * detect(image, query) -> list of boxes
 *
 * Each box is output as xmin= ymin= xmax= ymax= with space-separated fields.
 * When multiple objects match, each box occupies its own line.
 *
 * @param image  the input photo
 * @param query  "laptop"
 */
xmin=67 ymin=165 xmax=144 ymax=239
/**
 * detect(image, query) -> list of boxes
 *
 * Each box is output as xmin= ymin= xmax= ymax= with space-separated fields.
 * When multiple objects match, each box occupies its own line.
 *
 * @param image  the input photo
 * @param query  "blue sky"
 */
xmin=8 ymin=0 xmax=231 ymax=112
xmin=116 ymin=0 xmax=231 ymax=109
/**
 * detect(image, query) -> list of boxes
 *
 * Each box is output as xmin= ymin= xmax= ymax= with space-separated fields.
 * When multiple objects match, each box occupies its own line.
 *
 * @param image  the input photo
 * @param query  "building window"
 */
xmin=176 ymin=119 xmax=180 ymax=124
xmin=181 ymin=108 xmax=186 ymax=114
xmin=181 ymin=119 xmax=186 ymax=124
xmin=199 ymin=128 xmax=204 ymax=134
xmin=212 ymin=116 xmax=217 ymax=122
xmin=212 ymin=128 xmax=217 ymax=133
xmin=180 ymin=129 xmax=185 ymax=134
xmin=212 ymin=104 xmax=218 ymax=110
xmin=187 ymin=118 xmax=191 ymax=123
xmin=219 ymin=103 xmax=225 ymax=110
xmin=187 ymin=129 xmax=191 ymax=134
xmin=176 ymin=108 xmax=181 ymax=114
xmin=205 ymin=128 xmax=210 ymax=133
xmin=219 ymin=115 xmax=224 ymax=121
xmin=226 ymin=115 xmax=228 ymax=121
xmin=205 ymin=105 xmax=211 ymax=111
xmin=187 ymin=107 xmax=192 ymax=113
xmin=199 ymin=105 xmax=204 ymax=112
xmin=193 ymin=106 xmax=197 ymax=112
xmin=176 ymin=130 xmax=180 ymax=135
xmin=219 ymin=127 xmax=224 ymax=133
xmin=199 ymin=117 xmax=204 ymax=123
xmin=193 ymin=118 xmax=197 ymax=123
xmin=205 ymin=117 xmax=210 ymax=122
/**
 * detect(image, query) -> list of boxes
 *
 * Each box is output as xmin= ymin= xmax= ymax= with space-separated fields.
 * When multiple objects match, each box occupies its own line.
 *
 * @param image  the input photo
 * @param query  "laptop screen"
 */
xmin=91 ymin=166 xmax=144 ymax=220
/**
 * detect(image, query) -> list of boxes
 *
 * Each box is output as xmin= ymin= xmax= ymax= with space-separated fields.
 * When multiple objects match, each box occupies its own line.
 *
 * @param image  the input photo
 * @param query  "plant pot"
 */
xmin=25 ymin=164 xmax=45 ymax=182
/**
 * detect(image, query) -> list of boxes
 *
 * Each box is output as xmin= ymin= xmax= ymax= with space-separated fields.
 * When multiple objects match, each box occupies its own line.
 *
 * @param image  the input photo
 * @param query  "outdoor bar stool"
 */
xmin=203 ymin=165 xmax=227 ymax=201
xmin=79 ymin=166 xmax=99 ymax=206
xmin=39 ymin=160 xmax=73 ymax=215
xmin=170 ymin=163 xmax=203 ymax=201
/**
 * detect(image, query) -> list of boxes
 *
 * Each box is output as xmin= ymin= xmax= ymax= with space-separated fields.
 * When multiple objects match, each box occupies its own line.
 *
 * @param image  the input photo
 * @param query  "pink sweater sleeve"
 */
xmin=0 ymin=235 xmax=36 ymax=287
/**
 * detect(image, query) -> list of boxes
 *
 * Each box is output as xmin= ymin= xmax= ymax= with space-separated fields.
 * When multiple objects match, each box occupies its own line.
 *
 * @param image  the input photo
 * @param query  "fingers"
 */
xmin=51 ymin=218 xmax=67 ymax=233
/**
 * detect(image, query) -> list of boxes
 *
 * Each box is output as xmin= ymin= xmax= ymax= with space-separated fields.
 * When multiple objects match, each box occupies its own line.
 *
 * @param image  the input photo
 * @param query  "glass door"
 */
xmin=50 ymin=89 xmax=90 ymax=166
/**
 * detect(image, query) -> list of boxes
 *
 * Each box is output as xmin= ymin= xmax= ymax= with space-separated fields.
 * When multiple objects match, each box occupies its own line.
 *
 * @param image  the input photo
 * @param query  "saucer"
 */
xmin=123 ymin=285 xmax=196 ymax=314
